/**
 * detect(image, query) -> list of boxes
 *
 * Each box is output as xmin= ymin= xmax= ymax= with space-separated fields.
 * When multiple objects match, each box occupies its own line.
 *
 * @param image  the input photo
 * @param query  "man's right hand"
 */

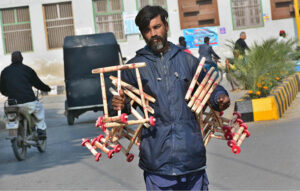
xmin=112 ymin=89 xmax=126 ymax=111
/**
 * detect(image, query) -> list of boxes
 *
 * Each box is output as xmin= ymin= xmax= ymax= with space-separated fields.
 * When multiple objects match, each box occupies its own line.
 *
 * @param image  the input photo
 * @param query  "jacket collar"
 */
xmin=135 ymin=42 xmax=181 ymax=62
xmin=11 ymin=61 xmax=22 ymax=65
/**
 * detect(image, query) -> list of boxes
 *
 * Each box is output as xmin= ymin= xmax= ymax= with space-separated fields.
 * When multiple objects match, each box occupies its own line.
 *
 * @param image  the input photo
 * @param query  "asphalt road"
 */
xmin=0 ymin=86 xmax=300 ymax=190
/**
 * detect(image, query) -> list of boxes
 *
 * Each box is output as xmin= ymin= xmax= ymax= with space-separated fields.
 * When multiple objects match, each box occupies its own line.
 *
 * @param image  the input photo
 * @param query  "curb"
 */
xmin=234 ymin=73 xmax=300 ymax=122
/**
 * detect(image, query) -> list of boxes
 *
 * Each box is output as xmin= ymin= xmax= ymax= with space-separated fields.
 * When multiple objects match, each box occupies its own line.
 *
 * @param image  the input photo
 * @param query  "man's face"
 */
xmin=241 ymin=33 xmax=246 ymax=40
xmin=217 ymin=94 xmax=230 ymax=111
xmin=142 ymin=15 xmax=169 ymax=53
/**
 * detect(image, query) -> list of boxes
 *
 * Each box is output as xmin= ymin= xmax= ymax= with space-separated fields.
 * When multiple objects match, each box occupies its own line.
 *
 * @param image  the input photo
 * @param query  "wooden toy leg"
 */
xmin=195 ymin=77 xmax=221 ymax=115
xmin=81 ymin=138 xmax=101 ymax=161
xmin=185 ymin=58 xmax=206 ymax=100
xmin=116 ymin=141 xmax=135 ymax=162
xmin=109 ymin=75 xmax=156 ymax=103
xmin=126 ymin=123 xmax=143 ymax=154
xmin=187 ymin=67 xmax=215 ymax=107
xmin=192 ymin=71 xmax=218 ymax=112
xmin=100 ymin=73 xmax=108 ymax=117
xmin=96 ymin=134 xmax=121 ymax=153
xmin=91 ymin=138 xmax=115 ymax=158
xmin=135 ymin=68 xmax=148 ymax=119
xmin=232 ymin=129 xmax=250 ymax=154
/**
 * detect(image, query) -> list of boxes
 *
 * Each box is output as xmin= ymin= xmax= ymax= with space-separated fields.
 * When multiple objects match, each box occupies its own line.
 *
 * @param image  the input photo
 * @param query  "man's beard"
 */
xmin=145 ymin=32 xmax=168 ymax=53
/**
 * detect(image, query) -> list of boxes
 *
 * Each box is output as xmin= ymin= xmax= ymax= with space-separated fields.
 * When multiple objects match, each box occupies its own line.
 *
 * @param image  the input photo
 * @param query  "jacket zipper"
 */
xmin=161 ymin=52 xmax=175 ymax=175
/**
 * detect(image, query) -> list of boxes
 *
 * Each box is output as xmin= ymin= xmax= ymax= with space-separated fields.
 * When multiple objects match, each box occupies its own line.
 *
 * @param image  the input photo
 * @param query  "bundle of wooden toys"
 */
xmin=81 ymin=58 xmax=251 ymax=162
xmin=81 ymin=62 xmax=156 ymax=162
xmin=185 ymin=58 xmax=250 ymax=154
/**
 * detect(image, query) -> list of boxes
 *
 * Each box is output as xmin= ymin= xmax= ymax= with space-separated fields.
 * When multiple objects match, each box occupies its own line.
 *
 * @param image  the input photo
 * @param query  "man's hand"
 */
xmin=217 ymin=94 xmax=230 ymax=111
xmin=112 ymin=89 xmax=126 ymax=111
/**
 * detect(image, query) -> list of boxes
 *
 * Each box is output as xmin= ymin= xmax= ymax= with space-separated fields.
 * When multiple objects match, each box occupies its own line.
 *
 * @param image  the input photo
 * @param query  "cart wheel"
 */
xmin=126 ymin=153 xmax=134 ymax=162
xmin=227 ymin=139 xmax=236 ymax=147
xmin=67 ymin=111 xmax=75 ymax=125
xmin=232 ymin=145 xmax=241 ymax=154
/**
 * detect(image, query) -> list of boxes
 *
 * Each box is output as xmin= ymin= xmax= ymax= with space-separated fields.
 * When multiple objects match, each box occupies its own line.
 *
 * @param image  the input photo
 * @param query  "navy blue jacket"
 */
xmin=113 ymin=43 xmax=227 ymax=176
xmin=198 ymin=43 xmax=220 ymax=62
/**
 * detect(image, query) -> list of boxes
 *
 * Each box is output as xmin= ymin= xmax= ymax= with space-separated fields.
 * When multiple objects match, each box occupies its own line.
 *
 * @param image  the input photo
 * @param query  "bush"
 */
xmin=226 ymin=38 xmax=299 ymax=98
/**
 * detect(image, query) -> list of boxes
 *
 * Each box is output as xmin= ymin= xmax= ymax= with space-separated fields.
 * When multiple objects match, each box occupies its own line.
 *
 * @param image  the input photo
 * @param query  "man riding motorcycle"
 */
xmin=0 ymin=51 xmax=51 ymax=139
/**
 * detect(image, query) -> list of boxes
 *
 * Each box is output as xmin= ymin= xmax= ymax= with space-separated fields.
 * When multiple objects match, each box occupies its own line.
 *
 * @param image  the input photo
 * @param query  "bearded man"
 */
xmin=110 ymin=5 xmax=230 ymax=191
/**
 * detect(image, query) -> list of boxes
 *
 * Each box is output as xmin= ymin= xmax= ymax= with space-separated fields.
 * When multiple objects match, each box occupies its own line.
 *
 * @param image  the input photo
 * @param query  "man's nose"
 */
xmin=150 ymin=29 xmax=157 ymax=37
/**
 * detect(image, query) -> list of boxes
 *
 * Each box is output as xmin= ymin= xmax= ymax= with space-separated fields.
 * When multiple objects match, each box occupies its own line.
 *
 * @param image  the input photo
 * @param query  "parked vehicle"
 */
xmin=63 ymin=32 xmax=122 ymax=125
xmin=4 ymin=96 xmax=46 ymax=161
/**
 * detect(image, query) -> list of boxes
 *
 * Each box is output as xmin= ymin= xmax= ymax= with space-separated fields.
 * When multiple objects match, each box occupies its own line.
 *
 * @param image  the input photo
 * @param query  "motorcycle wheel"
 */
xmin=11 ymin=119 xmax=27 ymax=161
xmin=37 ymin=131 xmax=47 ymax=153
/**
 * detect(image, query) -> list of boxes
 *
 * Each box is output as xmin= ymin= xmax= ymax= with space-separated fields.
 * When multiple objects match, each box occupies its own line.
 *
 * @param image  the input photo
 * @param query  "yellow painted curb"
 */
xmin=252 ymin=96 xmax=279 ymax=121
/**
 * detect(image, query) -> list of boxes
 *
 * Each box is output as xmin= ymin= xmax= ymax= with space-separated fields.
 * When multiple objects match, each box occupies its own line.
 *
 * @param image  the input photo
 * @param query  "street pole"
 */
xmin=294 ymin=0 xmax=300 ymax=46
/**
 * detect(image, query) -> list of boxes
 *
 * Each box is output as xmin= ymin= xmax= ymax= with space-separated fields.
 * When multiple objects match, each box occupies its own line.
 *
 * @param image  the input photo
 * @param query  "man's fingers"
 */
xmin=119 ymin=89 xmax=125 ymax=98
xmin=113 ymin=95 xmax=125 ymax=101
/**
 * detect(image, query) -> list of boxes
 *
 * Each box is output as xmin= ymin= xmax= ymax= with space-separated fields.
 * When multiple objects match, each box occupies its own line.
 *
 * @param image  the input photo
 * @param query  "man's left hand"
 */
xmin=217 ymin=94 xmax=230 ymax=111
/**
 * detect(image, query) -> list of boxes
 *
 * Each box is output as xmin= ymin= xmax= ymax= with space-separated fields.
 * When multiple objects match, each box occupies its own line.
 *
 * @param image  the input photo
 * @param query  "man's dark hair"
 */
xmin=204 ymin=37 xmax=210 ymax=44
xmin=179 ymin=36 xmax=187 ymax=48
xmin=11 ymin=51 xmax=23 ymax=63
xmin=135 ymin=5 xmax=168 ymax=33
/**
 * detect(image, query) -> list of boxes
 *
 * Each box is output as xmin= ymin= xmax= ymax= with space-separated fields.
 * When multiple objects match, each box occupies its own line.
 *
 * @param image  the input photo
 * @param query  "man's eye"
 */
xmin=154 ymin=25 xmax=161 ymax=29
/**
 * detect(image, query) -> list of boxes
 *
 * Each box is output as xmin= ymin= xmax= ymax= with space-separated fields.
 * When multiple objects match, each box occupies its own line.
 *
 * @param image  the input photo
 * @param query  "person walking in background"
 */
xmin=234 ymin=31 xmax=249 ymax=57
xmin=110 ymin=5 xmax=230 ymax=191
xmin=198 ymin=36 xmax=220 ymax=72
xmin=178 ymin=36 xmax=192 ymax=54
xmin=198 ymin=36 xmax=220 ymax=62
xmin=0 ymin=51 xmax=51 ymax=139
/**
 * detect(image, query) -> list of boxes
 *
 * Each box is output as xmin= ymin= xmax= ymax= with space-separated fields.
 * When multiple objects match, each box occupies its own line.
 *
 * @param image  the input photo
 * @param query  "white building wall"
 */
xmin=0 ymin=0 xmax=297 ymax=85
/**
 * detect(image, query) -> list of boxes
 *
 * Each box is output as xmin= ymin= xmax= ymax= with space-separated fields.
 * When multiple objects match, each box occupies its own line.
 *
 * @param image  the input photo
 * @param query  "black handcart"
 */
xmin=63 ymin=32 xmax=122 ymax=125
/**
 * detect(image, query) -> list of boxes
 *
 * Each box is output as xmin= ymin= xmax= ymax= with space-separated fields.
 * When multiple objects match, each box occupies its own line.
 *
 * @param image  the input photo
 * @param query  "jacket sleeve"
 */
xmin=30 ymin=68 xmax=51 ymax=92
xmin=0 ymin=71 xmax=8 ymax=96
xmin=210 ymin=46 xmax=220 ymax=59
xmin=209 ymin=85 xmax=229 ymax=111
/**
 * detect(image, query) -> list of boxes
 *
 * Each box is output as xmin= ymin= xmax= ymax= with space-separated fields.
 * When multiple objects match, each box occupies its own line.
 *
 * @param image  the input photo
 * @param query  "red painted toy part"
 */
xmin=235 ymin=118 xmax=243 ymax=125
xmin=222 ymin=126 xmax=231 ymax=133
xmin=244 ymin=129 xmax=251 ymax=137
xmin=97 ymin=134 xmax=105 ymax=142
xmin=113 ymin=144 xmax=122 ymax=153
xmin=95 ymin=116 xmax=104 ymax=127
xmin=120 ymin=113 xmax=128 ymax=123
xmin=107 ymin=150 xmax=115 ymax=159
xmin=240 ymin=123 xmax=248 ymax=130
xmin=227 ymin=140 xmax=236 ymax=147
xmin=233 ymin=111 xmax=241 ymax=119
xmin=101 ymin=123 xmax=107 ymax=131
xmin=90 ymin=138 xmax=97 ymax=146
xmin=149 ymin=116 xmax=155 ymax=126
xmin=224 ymin=132 xmax=233 ymax=140
xmin=232 ymin=145 xmax=241 ymax=154
xmin=95 ymin=153 xmax=102 ymax=162
xmin=81 ymin=138 xmax=89 ymax=146
xmin=219 ymin=111 xmax=224 ymax=116
xmin=126 ymin=153 xmax=134 ymax=162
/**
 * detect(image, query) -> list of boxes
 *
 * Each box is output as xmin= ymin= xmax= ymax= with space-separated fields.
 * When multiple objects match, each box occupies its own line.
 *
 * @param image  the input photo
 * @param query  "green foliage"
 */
xmin=226 ymin=38 xmax=298 ymax=98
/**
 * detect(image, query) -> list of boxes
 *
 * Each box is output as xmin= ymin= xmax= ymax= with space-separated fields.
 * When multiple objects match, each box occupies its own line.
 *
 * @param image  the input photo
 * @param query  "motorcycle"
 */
xmin=4 ymin=97 xmax=47 ymax=161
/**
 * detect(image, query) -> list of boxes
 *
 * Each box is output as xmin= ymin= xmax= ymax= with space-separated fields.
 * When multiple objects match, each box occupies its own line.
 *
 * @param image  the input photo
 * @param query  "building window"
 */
xmin=178 ymin=0 xmax=220 ymax=29
xmin=137 ymin=0 xmax=167 ymax=9
xmin=270 ymin=0 xmax=295 ymax=20
xmin=0 ymin=7 xmax=33 ymax=54
xmin=231 ymin=0 xmax=263 ymax=29
xmin=93 ymin=0 xmax=124 ymax=40
xmin=43 ymin=2 xmax=75 ymax=49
